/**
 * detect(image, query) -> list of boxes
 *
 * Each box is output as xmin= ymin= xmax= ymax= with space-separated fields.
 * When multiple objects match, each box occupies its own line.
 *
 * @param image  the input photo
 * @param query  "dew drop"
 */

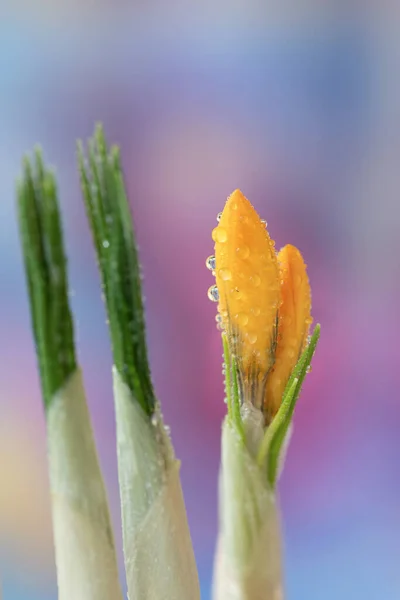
xmin=205 ymin=255 xmax=216 ymax=271
xmin=216 ymin=212 xmax=222 ymax=222
xmin=212 ymin=227 xmax=228 ymax=242
xmin=248 ymin=332 xmax=257 ymax=344
xmin=236 ymin=312 xmax=249 ymax=327
xmin=251 ymin=274 xmax=261 ymax=287
xmin=306 ymin=365 xmax=313 ymax=374
xmin=287 ymin=348 xmax=296 ymax=359
xmin=103 ymin=240 xmax=110 ymax=249
xmin=236 ymin=245 xmax=250 ymax=259
xmin=233 ymin=288 xmax=243 ymax=300
xmin=207 ymin=285 xmax=219 ymax=302
xmin=261 ymin=219 xmax=267 ymax=227
xmin=216 ymin=228 xmax=228 ymax=242
xmin=215 ymin=314 xmax=224 ymax=331
xmin=252 ymin=306 xmax=261 ymax=316
xmin=219 ymin=268 xmax=232 ymax=281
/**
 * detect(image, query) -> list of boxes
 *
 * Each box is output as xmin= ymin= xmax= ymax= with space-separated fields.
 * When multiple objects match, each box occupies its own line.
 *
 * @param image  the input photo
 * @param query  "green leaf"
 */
xmin=16 ymin=149 xmax=77 ymax=409
xmin=222 ymin=333 xmax=244 ymax=442
xmin=257 ymin=324 xmax=321 ymax=487
xmin=78 ymin=124 xmax=156 ymax=416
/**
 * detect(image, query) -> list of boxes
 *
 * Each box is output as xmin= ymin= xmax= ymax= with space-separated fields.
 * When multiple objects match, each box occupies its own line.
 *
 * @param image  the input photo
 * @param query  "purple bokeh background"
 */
xmin=1 ymin=4 xmax=400 ymax=599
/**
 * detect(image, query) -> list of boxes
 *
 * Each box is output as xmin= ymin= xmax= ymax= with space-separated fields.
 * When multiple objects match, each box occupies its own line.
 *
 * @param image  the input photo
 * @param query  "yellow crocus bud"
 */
xmin=265 ymin=244 xmax=312 ymax=421
xmin=212 ymin=189 xmax=280 ymax=409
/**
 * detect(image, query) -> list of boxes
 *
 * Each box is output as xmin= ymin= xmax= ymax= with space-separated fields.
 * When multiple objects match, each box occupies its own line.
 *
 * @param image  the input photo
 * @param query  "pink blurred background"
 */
xmin=1 ymin=3 xmax=400 ymax=599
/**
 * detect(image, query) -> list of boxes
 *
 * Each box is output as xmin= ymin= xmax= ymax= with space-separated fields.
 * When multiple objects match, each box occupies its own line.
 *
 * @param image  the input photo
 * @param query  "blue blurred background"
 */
xmin=1 ymin=4 xmax=400 ymax=599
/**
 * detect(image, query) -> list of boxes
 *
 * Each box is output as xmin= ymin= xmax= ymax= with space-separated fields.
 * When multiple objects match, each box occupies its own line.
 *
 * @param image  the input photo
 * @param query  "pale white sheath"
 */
xmin=213 ymin=407 xmax=284 ymax=600
xmin=47 ymin=369 xmax=123 ymax=600
xmin=113 ymin=368 xmax=201 ymax=600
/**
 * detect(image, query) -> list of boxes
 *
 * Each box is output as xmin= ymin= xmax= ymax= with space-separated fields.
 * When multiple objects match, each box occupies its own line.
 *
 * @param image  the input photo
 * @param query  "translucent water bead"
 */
xmin=205 ymin=255 xmax=216 ymax=271
xmin=207 ymin=285 xmax=219 ymax=302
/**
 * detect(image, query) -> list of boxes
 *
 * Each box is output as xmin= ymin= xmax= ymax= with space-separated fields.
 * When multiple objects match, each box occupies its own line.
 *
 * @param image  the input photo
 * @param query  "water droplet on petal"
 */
xmin=251 ymin=274 xmax=261 ymax=287
xmin=261 ymin=219 xmax=267 ymax=227
xmin=207 ymin=285 xmax=219 ymax=302
xmin=205 ymin=255 xmax=216 ymax=271
xmin=252 ymin=306 xmax=261 ymax=316
xmin=216 ymin=228 xmax=228 ymax=242
xmin=248 ymin=332 xmax=257 ymax=344
xmin=236 ymin=245 xmax=250 ymax=259
xmin=216 ymin=212 xmax=222 ymax=222
xmin=103 ymin=240 xmax=110 ymax=248
xmin=219 ymin=268 xmax=232 ymax=281
xmin=215 ymin=314 xmax=224 ymax=330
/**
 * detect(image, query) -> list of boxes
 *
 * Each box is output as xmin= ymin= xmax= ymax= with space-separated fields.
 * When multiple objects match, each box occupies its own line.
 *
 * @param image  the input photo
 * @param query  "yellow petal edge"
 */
xmin=264 ymin=244 xmax=312 ymax=420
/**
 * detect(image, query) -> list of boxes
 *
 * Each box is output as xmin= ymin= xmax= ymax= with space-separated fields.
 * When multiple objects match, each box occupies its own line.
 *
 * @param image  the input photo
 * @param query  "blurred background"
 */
xmin=1 ymin=3 xmax=400 ymax=599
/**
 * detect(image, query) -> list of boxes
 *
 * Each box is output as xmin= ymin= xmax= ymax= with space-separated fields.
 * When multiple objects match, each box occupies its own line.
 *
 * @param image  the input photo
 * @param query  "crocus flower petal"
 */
xmin=265 ymin=244 xmax=312 ymax=420
xmin=213 ymin=189 xmax=280 ymax=408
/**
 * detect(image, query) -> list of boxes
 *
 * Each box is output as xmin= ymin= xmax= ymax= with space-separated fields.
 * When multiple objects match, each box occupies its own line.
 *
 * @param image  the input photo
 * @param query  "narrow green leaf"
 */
xmin=257 ymin=324 xmax=321 ymax=487
xmin=16 ymin=151 xmax=77 ymax=409
xmin=222 ymin=333 xmax=232 ymax=417
xmin=78 ymin=124 xmax=156 ymax=415
xmin=222 ymin=333 xmax=245 ymax=441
